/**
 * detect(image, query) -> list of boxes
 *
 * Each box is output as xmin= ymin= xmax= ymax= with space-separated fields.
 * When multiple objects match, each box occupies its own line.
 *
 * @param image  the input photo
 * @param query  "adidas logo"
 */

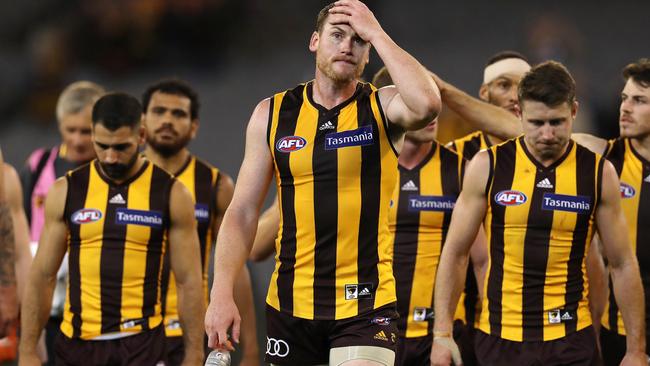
xmin=359 ymin=287 xmax=371 ymax=296
xmin=561 ymin=311 xmax=573 ymax=321
xmin=373 ymin=331 xmax=388 ymax=341
xmin=401 ymin=180 xmax=418 ymax=191
xmin=536 ymin=178 xmax=553 ymax=189
xmin=645 ymin=175 xmax=650 ymax=183
xmin=109 ymin=193 xmax=126 ymax=204
xmin=319 ymin=121 xmax=335 ymax=131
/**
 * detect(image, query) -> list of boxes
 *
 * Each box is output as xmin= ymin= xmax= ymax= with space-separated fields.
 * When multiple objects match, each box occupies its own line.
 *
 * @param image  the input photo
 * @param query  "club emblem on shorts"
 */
xmin=276 ymin=136 xmax=307 ymax=153
xmin=413 ymin=307 xmax=433 ymax=322
xmin=266 ymin=337 xmax=290 ymax=358
xmin=370 ymin=316 xmax=391 ymax=326
xmin=71 ymin=208 xmax=103 ymax=224
xmin=345 ymin=283 xmax=373 ymax=300
xmin=494 ymin=190 xmax=527 ymax=206
xmin=620 ymin=182 xmax=636 ymax=198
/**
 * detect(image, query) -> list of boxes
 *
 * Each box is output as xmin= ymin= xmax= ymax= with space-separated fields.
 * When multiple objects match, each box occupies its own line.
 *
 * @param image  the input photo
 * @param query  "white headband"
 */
xmin=483 ymin=58 xmax=531 ymax=84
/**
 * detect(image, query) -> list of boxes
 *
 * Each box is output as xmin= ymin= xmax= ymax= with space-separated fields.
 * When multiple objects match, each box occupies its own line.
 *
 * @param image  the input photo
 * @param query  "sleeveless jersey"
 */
xmin=266 ymin=81 xmax=398 ymax=320
xmin=481 ymin=137 xmax=604 ymax=342
xmin=388 ymin=142 xmax=464 ymax=338
xmin=161 ymin=155 xmax=220 ymax=337
xmin=61 ymin=160 xmax=174 ymax=339
xmin=601 ymin=138 xmax=650 ymax=337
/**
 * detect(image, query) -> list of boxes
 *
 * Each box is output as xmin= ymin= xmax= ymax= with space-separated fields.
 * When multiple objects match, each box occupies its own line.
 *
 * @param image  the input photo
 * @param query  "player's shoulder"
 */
xmin=439 ymin=141 xmax=464 ymax=161
xmin=452 ymin=130 xmax=485 ymax=145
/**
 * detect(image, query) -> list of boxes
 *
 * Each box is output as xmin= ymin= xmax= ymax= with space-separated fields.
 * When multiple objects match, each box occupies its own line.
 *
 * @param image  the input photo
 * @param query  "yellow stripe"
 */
xmin=266 ymin=93 xmax=285 ymax=310
xmin=499 ymin=143 xmax=536 ymax=341
xmin=371 ymin=90 xmax=398 ymax=310
xmin=119 ymin=164 xmax=154 ymax=333
xmin=79 ymin=165 xmax=109 ymax=338
xmin=335 ymin=101 xmax=362 ymax=319
xmin=406 ymin=145 xmax=443 ymax=337
xmin=287 ymin=92 xmax=317 ymax=319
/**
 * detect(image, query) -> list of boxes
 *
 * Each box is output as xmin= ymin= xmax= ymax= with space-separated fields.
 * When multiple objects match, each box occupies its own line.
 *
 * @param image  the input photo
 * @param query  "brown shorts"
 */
xmin=265 ymin=303 xmax=398 ymax=365
xmin=162 ymin=336 xmax=184 ymax=366
xmin=54 ymin=326 xmax=165 ymax=366
xmin=395 ymin=334 xmax=431 ymax=366
xmin=474 ymin=327 xmax=601 ymax=366
xmin=599 ymin=327 xmax=626 ymax=366
xmin=453 ymin=319 xmax=477 ymax=366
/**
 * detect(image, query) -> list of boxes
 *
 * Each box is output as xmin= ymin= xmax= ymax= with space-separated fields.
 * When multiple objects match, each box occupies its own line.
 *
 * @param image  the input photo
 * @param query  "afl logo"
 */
xmin=495 ymin=190 xmax=528 ymax=206
xmin=276 ymin=136 xmax=306 ymax=152
xmin=620 ymin=182 xmax=636 ymax=198
xmin=71 ymin=208 xmax=103 ymax=224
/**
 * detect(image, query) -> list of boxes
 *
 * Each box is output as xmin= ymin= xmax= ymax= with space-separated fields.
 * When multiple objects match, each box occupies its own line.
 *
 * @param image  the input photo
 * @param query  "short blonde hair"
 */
xmin=56 ymin=81 xmax=105 ymax=122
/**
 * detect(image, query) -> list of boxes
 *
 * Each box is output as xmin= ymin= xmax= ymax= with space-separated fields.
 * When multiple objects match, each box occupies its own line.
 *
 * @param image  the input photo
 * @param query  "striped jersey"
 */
xmin=266 ymin=81 xmax=398 ymax=320
xmin=481 ymin=137 xmax=604 ymax=341
xmin=448 ymin=130 xmax=493 ymax=161
xmin=388 ymin=142 xmax=464 ymax=338
xmin=62 ymin=160 xmax=174 ymax=339
xmin=161 ymin=155 xmax=221 ymax=337
xmin=601 ymin=138 xmax=650 ymax=337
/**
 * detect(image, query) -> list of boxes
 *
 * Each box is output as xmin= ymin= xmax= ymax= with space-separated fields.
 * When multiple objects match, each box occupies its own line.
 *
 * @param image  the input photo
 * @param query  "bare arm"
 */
xmin=571 ymin=133 xmax=609 ymax=155
xmin=19 ymin=178 xmax=68 ymax=362
xmin=469 ymin=226 xmax=488 ymax=300
xmin=596 ymin=161 xmax=646 ymax=360
xmin=432 ymin=73 xmax=521 ymax=140
xmin=205 ymin=99 xmax=274 ymax=349
xmin=168 ymin=181 xmax=205 ymax=365
xmin=432 ymin=152 xmax=490 ymax=366
xmin=585 ymin=234 xmax=606 ymax=351
xmin=329 ymin=0 xmax=441 ymax=131
xmin=4 ymin=164 xmax=32 ymax=302
xmin=212 ymin=173 xmax=260 ymax=363
xmin=0 ymin=151 xmax=18 ymax=338
xmin=249 ymin=199 xmax=279 ymax=262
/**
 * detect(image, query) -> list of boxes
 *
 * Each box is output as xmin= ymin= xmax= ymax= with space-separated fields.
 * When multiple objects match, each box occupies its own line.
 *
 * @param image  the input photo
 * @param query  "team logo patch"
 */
xmin=324 ymin=125 xmax=374 ymax=150
xmin=408 ymin=195 xmax=456 ymax=212
xmin=71 ymin=208 xmax=103 ymax=224
xmin=370 ymin=316 xmax=391 ymax=326
xmin=195 ymin=204 xmax=210 ymax=222
xmin=345 ymin=283 xmax=374 ymax=300
xmin=620 ymin=182 xmax=636 ymax=198
xmin=494 ymin=190 xmax=527 ymax=206
xmin=541 ymin=193 xmax=592 ymax=214
xmin=548 ymin=309 xmax=573 ymax=324
xmin=115 ymin=208 xmax=163 ymax=227
xmin=413 ymin=307 xmax=434 ymax=322
xmin=276 ymin=136 xmax=306 ymax=152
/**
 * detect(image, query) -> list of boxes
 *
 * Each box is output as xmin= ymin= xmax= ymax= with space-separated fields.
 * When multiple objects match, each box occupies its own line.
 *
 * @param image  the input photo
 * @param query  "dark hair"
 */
xmin=142 ymin=78 xmax=200 ymax=120
xmin=372 ymin=66 xmax=393 ymax=88
xmin=623 ymin=58 xmax=650 ymax=88
xmin=518 ymin=61 xmax=576 ymax=107
xmin=92 ymin=93 xmax=143 ymax=131
xmin=316 ymin=3 xmax=336 ymax=33
xmin=486 ymin=50 xmax=529 ymax=67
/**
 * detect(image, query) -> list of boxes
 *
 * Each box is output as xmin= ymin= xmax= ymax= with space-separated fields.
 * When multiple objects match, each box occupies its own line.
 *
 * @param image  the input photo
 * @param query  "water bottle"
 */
xmin=204 ymin=350 xmax=231 ymax=366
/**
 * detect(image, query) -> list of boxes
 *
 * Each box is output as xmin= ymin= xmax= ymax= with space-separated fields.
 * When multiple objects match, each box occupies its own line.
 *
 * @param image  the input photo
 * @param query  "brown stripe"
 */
xmin=64 ymin=165 xmax=91 ymax=338
xmin=194 ymin=159 xmax=213 ymax=270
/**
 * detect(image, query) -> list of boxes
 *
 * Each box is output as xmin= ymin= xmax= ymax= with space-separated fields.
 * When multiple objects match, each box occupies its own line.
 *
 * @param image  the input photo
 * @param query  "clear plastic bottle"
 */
xmin=204 ymin=350 xmax=231 ymax=366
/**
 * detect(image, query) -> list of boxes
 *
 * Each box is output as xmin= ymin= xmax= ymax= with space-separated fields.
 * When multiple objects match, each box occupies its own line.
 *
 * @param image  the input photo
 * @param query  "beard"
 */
xmin=317 ymin=55 xmax=364 ymax=84
xmin=99 ymin=151 xmax=139 ymax=180
xmin=146 ymin=130 xmax=192 ymax=158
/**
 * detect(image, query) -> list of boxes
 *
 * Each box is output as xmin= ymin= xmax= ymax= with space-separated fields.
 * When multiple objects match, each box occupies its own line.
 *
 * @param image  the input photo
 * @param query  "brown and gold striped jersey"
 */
xmin=266 ymin=81 xmax=398 ymax=320
xmin=601 ymin=138 xmax=650 ymax=337
xmin=61 ymin=160 xmax=174 ymax=339
xmin=448 ymin=130 xmax=493 ymax=161
xmin=388 ymin=142 xmax=464 ymax=338
xmin=481 ymin=137 xmax=604 ymax=342
xmin=161 ymin=155 xmax=220 ymax=337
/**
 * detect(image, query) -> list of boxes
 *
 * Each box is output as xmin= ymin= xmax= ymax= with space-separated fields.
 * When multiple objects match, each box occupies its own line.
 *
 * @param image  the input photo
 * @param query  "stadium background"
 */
xmin=0 ymin=0 xmax=647 ymax=364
